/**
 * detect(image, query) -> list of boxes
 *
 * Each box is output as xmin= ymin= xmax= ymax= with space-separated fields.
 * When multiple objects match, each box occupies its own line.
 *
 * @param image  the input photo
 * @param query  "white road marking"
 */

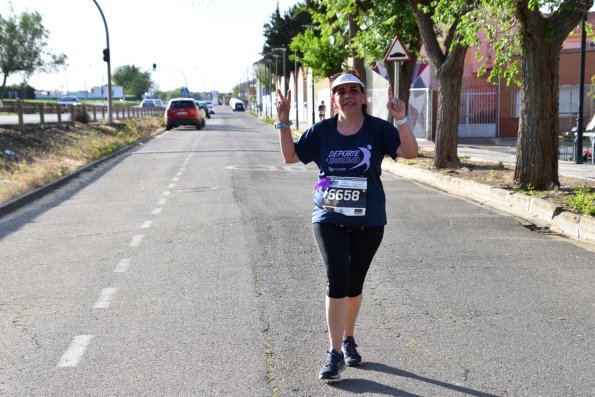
xmin=163 ymin=191 xmax=170 ymax=196
xmin=114 ymin=258 xmax=130 ymax=273
xmin=93 ymin=287 xmax=117 ymax=309
xmin=176 ymin=172 xmax=182 ymax=176
xmin=225 ymin=164 xmax=310 ymax=172
xmin=172 ymin=177 xmax=179 ymax=182
xmin=141 ymin=220 xmax=153 ymax=229
xmin=158 ymin=198 xmax=167 ymax=205
xmin=168 ymin=183 xmax=175 ymax=189
xmin=179 ymin=168 xmax=185 ymax=172
xmin=151 ymin=208 xmax=162 ymax=215
xmin=129 ymin=234 xmax=144 ymax=247
xmin=57 ymin=335 xmax=94 ymax=367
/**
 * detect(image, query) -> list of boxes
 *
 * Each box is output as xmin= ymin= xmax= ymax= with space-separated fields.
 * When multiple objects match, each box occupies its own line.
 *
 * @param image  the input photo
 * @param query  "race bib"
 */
xmin=321 ymin=176 xmax=367 ymax=216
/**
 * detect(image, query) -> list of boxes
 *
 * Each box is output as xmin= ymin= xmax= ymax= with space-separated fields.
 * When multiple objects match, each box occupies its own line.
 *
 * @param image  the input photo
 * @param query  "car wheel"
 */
xmin=166 ymin=124 xmax=173 ymax=131
xmin=196 ymin=122 xmax=201 ymax=130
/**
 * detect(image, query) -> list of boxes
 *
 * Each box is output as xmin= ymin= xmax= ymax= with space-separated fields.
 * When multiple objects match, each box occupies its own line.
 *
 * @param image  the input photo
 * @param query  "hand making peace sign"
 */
xmin=276 ymin=89 xmax=292 ymax=123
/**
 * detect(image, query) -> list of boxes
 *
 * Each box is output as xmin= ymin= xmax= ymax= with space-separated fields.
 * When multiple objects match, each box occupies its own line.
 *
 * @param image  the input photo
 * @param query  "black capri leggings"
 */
xmin=313 ymin=223 xmax=384 ymax=299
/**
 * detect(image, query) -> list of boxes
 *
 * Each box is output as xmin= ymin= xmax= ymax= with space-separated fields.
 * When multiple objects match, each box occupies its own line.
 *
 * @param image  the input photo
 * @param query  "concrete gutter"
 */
xmin=382 ymin=159 xmax=595 ymax=247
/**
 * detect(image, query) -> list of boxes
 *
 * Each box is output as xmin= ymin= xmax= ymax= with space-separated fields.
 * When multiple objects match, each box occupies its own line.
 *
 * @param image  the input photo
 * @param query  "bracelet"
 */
xmin=274 ymin=120 xmax=293 ymax=129
xmin=395 ymin=117 xmax=408 ymax=126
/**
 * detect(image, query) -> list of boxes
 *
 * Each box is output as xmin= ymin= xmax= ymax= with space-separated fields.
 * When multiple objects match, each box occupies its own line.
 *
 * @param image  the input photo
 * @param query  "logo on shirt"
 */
xmin=326 ymin=145 xmax=372 ymax=172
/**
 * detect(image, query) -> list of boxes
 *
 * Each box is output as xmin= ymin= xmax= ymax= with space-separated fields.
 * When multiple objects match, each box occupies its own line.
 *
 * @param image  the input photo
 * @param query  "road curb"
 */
xmin=382 ymin=160 xmax=595 ymax=247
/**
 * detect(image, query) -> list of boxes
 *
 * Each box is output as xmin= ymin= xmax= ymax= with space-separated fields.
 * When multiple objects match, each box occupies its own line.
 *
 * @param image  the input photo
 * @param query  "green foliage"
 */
xmin=0 ymin=7 xmax=66 ymax=98
xmin=262 ymin=3 xmax=312 ymax=80
xmin=566 ymin=185 xmax=595 ymax=216
xmin=513 ymin=183 xmax=542 ymax=196
xmin=112 ymin=65 xmax=153 ymax=100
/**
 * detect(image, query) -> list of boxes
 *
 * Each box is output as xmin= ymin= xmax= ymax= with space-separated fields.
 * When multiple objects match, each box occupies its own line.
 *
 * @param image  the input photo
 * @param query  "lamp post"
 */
xmin=575 ymin=15 xmax=587 ymax=164
xmin=263 ymin=59 xmax=272 ymax=118
xmin=92 ymin=0 xmax=112 ymax=124
xmin=272 ymin=54 xmax=279 ymax=91
xmin=152 ymin=64 xmax=188 ymax=95
xmin=294 ymin=49 xmax=299 ymax=129
xmin=272 ymin=47 xmax=287 ymax=94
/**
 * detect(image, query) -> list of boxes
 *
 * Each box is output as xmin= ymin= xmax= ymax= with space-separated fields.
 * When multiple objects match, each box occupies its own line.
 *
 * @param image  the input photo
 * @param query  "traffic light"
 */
xmin=102 ymin=48 xmax=110 ymax=62
xmin=152 ymin=63 xmax=157 ymax=71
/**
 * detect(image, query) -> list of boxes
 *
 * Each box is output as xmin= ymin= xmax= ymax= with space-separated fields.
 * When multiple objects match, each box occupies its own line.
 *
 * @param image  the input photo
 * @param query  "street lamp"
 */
xmin=272 ymin=54 xmax=279 ymax=91
xmin=272 ymin=47 xmax=287 ymax=94
xmin=575 ymin=15 xmax=587 ymax=164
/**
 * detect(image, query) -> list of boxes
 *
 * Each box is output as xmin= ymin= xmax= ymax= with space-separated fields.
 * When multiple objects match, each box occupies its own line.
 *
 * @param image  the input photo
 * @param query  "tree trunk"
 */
xmin=513 ymin=0 xmax=592 ymax=190
xmin=433 ymin=49 xmax=467 ymax=168
xmin=410 ymin=0 xmax=469 ymax=168
xmin=347 ymin=14 xmax=367 ymax=86
xmin=514 ymin=40 xmax=561 ymax=190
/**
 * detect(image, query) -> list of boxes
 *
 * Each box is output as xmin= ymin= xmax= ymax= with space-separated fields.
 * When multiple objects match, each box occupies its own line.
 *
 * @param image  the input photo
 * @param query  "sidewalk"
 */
xmin=419 ymin=138 xmax=595 ymax=180
xmin=382 ymin=138 xmax=595 ymax=247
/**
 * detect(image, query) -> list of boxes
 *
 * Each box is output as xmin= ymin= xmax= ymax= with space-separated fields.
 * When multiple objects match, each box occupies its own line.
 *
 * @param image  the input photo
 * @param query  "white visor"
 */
xmin=330 ymin=73 xmax=365 ymax=91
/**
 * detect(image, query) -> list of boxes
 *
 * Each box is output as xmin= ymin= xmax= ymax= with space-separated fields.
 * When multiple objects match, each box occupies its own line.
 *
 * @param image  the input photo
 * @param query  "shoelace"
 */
xmin=344 ymin=339 xmax=358 ymax=355
xmin=324 ymin=350 xmax=339 ymax=367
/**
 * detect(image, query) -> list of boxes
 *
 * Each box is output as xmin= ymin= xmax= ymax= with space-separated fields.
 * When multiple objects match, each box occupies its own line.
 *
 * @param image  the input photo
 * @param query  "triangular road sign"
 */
xmin=384 ymin=36 xmax=410 ymax=62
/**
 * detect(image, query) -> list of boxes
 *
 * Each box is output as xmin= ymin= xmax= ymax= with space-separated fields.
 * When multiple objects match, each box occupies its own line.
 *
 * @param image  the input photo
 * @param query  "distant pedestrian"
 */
xmin=274 ymin=70 xmax=418 ymax=380
xmin=318 ymin=100 xmax=326 ymax=121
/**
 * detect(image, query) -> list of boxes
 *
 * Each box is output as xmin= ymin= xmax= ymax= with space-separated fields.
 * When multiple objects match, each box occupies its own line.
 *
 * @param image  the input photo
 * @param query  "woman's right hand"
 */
xmin=276 ymin=89 xmax=292 ymax=123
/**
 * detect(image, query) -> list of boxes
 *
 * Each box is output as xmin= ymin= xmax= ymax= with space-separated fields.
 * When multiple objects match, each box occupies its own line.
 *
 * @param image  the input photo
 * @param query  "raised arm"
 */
xmin=275 ymin=89 xmax=300 ymax=164
xmin=387 ymin=85 xmax=418 ymax=159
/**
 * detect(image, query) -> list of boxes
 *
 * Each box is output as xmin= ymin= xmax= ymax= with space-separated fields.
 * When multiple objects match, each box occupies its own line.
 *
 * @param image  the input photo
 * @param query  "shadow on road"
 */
xmin=328 ymin=362 xmax=500 ymax=397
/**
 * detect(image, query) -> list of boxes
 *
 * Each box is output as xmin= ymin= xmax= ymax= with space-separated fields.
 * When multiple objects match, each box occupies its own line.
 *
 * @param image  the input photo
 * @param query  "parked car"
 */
xmin=205 ymin=100 xmax=214 ymax=114
xmin=165 ymin=97 xmax=204 ymax=130
xmin=233 ymin=101 xmax=245 ymax=112
xmin=140 ymin=98 xmax=165 ymax=108
xmin=197 ymin=101 xmax=213 ymax=119
xmin=57 ymin=96 xmax=81 ymax=106
xmin=195 ymin=100 xmax=211 ymax=120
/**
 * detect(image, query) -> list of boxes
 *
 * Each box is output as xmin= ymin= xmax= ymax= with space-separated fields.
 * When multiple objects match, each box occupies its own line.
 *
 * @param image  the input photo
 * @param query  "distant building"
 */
xmin=34 ymin=85 xmax=125 ymax=100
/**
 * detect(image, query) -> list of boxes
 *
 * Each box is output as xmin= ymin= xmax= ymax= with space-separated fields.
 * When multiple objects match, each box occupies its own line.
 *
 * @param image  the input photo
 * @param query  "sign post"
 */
xmin=384 ymin=36 xmax=410 ymax=102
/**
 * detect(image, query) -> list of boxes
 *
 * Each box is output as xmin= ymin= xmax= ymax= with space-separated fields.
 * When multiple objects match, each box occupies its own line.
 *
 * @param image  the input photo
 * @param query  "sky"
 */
xmin=1 ymin=0 xmax=300 ymax=94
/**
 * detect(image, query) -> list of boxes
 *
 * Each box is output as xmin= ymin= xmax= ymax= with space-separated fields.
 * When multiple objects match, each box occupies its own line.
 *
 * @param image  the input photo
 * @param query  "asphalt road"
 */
xmin=0 ymin=106 xmax=593 ymax=396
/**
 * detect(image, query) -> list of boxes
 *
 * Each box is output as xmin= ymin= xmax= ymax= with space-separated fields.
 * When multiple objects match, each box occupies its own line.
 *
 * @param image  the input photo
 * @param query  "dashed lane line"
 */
xmin=57 ymin=335 xmax=94 ymax=367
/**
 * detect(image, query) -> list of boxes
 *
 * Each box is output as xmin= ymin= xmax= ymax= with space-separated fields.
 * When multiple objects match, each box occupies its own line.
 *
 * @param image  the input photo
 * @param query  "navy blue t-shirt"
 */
xmin=294 ymin=113 xmax=401 ymax=226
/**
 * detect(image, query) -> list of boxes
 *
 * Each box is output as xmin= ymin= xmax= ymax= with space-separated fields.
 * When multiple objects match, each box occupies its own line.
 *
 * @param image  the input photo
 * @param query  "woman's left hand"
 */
xmin=386 ymin=85 xmax=406 ymax=120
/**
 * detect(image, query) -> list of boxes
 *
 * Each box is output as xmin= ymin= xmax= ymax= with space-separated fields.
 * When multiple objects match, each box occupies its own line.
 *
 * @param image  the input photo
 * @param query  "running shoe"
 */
xmin=319 ymin=349 xmax=347 ymax=380
xmin=342 ymin=336 xmax=362 ymax=366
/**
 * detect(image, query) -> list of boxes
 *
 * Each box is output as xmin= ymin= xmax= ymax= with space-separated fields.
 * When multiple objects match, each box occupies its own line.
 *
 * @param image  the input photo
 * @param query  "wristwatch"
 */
xmin=274 ymin=120 xmax=293 ymax=129
xmin=395 ymin=117 xmax=408 ymax=126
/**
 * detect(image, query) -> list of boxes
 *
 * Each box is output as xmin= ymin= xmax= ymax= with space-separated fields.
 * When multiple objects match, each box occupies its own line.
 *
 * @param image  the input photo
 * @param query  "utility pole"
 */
xmin=92 ymin=0 xmax=112 ymax=124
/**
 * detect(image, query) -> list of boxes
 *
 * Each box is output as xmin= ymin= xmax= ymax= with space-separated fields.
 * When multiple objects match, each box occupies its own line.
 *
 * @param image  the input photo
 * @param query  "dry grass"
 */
xmin=0 ymin=118 xmax=164 ymax=203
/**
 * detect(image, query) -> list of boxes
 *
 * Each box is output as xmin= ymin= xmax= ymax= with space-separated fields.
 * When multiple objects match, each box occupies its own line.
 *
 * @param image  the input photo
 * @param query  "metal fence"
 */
xmin=458 ymin=88 xmax=497 ymax=137
xmin=0 ymin=100 xmax=163 ymax=130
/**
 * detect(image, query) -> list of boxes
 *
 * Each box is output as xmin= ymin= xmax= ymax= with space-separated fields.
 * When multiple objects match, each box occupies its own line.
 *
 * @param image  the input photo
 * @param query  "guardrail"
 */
xmin=0 ymin=100 xmax=164 ymax=130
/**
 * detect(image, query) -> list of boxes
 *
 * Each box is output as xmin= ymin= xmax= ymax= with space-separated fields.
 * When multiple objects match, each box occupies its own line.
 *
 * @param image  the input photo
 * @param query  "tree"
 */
xmin=409 ymin=0 xmax=477 ymax=168
xmin=112 ymin=65 xmax=153 ymax=100
xmin=349 ymin=0 xmax=422 ymax=109
xmin=467 ymin=0 xmax=592 ymax=189
xmin=512 ymin=0 xmax=592 ymax=189
xmin=262 ymin=3 xmax=312 ymax=83
xmin=0 ymin=8 xmax=66 ymax=99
